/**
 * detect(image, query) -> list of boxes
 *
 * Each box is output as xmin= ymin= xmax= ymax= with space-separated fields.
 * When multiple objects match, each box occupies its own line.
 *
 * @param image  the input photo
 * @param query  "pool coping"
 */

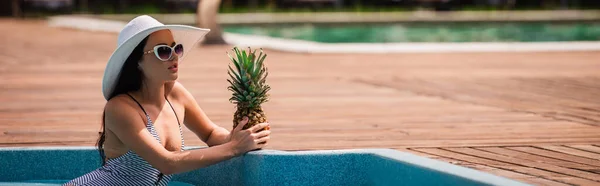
xmin=0 ymin=146 xmax=530 ymax=186
xmin=47 ymin=14 xmax=600 ymax=53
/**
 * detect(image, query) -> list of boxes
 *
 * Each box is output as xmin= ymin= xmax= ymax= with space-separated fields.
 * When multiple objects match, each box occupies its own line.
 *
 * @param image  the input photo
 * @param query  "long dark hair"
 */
xmin=97 ymin=36 xmax=149 ymax=165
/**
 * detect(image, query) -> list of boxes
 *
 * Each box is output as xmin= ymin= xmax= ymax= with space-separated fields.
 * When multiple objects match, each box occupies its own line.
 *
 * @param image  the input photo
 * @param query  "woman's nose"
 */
xmin=169 ymin=53 xmax=179 ymax=62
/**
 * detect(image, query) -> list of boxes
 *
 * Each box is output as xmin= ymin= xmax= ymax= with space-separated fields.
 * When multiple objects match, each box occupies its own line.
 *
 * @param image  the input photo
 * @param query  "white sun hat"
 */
xmin=102 ymin=15 xmax=210 ymax=100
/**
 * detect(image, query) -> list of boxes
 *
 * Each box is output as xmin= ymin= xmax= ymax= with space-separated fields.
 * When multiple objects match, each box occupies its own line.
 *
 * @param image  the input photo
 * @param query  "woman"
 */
xmin=65 ymin=15 xmax=270 ymax=185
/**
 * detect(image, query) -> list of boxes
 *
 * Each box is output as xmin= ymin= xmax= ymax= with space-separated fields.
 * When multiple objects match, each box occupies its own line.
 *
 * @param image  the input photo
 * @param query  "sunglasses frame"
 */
xmin=143 ymin=44 xmax=184 ymax=62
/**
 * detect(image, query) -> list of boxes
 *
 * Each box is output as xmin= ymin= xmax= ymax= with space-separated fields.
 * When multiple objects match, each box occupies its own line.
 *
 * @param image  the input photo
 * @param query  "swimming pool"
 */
xmin=223 ymin=22 xmax=600 ymax=43
xmin=0 ymin=147 xmax=528 ymax=186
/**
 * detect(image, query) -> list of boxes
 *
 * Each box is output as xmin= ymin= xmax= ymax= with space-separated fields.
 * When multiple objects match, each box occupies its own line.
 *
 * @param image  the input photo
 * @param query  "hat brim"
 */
xmin=102 ymin=25 xmax=210 ymax=100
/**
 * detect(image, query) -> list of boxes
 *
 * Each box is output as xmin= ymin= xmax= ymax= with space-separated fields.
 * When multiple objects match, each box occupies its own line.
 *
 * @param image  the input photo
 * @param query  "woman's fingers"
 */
xmin=234 ymin=117 xmax=248 ymax=132
xmin=256 ymin=142 xmax=268 ymax=148
xmin=255 ymin=136 xmax=270 ymax=144
xmin=253 ymin=130 xmax=271 ymax=139
xmin=250 ymin=122 xmax=270 ymax=133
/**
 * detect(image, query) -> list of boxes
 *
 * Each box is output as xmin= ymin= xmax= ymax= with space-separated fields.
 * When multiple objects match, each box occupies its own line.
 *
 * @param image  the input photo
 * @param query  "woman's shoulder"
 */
xmin=104 ymin=94 xmax=146 ymax=128
xmin=106 ymin=94 xmax=134 ymax=108
xmin=105 ymin=94 xmax=141 ymax=117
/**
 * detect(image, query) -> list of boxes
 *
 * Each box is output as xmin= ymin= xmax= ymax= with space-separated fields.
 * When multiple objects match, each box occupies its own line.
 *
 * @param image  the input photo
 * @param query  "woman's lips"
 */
xmin=168 ymin=64 xmax=178 ymax=72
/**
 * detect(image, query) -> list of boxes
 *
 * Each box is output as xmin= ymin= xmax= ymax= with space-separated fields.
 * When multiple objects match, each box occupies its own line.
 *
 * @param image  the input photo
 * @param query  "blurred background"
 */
xmin=4 ymin=0 xmax=600 ymax=45
xmin=3 ymin=0 xmax=600 ymax=16
xmin=1 ymin=1 xmax=600 ymax=185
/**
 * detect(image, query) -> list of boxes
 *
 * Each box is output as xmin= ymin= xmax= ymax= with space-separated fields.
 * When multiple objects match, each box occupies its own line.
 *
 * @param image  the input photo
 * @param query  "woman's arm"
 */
xmin=172 ymin=82 xmax=231 ymax=146
xmin=204 ymin=126 xmax=231 ymax=146
xmin=105 ymin=96 xmax=269 ymax=175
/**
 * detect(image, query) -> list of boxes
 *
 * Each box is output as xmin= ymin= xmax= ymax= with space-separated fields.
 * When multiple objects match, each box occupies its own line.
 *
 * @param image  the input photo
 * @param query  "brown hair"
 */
xmin=97 ymin=36 xmax=148 ymax=165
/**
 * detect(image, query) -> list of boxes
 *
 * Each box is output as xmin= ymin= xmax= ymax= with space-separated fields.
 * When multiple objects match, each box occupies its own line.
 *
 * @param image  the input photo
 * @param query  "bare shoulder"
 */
xmin=105 ymin=94 xmax=135 ymax=113
xmin=104 ymin=94 xmax=145 ymax=129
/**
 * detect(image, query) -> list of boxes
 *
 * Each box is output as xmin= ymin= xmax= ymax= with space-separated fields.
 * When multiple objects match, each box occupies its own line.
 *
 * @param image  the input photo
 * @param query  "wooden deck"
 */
xmin=1 ymin=19 xmax=599 ymax=185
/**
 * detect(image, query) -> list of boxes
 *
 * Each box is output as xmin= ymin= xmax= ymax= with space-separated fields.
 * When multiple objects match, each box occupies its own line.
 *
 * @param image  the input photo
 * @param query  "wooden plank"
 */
xmin=413 ymin=148 xmax=599 ymax=186
xmin=444 ymin=147 xmax=600 ymax=182
xmin=404 ymin=149 xmax=569 ymax=186
xmin=476 ymin=147 xmax=599 ymax=172
xmin=568 ymin=145 xmax=600 ymax=154
xmin=458 ymin=78 xmax=600 ymax=111
xmin=540 ymin=145 xmax=600 ymax=161
xmin=468 ymin=165 xmax=571 ymax=186
xmin=381 ymin=77 xmax=600 ymax=126
xmin=508 ymin=146 xmax=600 ymax=167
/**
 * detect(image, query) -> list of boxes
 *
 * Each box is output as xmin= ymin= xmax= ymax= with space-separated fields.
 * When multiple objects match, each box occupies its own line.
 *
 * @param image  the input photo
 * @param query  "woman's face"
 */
xmin=139 ymin=30 xmax=180 ymax=83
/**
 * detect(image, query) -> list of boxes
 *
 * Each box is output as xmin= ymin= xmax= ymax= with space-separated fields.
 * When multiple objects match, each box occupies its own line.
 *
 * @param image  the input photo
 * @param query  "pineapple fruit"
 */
xmin=226 ymin=47 xmax=271 ymax=131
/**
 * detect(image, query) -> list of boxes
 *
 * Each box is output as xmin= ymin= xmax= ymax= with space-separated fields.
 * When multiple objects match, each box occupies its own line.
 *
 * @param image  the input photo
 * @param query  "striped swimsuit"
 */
xmin=66 ymin=94 xmax=185 ymax=186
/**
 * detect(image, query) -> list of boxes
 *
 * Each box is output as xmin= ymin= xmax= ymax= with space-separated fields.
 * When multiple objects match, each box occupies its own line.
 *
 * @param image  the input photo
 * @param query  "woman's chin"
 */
xmin=168 ymin=73 xmax=178 ymax=81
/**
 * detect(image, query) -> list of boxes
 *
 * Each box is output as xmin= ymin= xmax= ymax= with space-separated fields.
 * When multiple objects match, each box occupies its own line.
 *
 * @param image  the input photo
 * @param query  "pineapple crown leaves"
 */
xmin=226 ymin=47 xmax=271 ymax=108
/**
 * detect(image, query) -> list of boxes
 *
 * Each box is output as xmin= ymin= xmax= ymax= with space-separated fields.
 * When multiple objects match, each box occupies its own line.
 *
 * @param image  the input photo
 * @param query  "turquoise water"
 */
xmin=223 ymin=22 xmax=600 ymax=43
xmin=0 ymin=180 xmax=193 ymax=186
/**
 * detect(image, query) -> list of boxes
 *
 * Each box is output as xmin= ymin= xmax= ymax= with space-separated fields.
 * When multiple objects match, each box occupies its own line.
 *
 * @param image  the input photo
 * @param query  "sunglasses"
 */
xmin=143 ymin=44 xmax=184 ymax=61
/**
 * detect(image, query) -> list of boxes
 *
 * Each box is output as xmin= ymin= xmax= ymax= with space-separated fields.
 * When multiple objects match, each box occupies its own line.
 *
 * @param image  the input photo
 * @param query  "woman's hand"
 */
xmin=227 ymin=117 xmax=270 ymax=156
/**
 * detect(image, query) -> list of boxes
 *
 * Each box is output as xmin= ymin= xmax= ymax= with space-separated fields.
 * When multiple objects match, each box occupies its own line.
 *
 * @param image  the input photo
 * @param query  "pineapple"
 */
xmin=226 ymin=47 xmax=271 ymax=130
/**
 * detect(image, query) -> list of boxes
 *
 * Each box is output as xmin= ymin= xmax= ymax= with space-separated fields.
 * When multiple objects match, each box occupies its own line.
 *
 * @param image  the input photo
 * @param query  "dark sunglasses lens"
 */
xmin=156 ymin=46 xmax=172 ymax=60
xmin=174 ymin=44 xmax=184 ymax=56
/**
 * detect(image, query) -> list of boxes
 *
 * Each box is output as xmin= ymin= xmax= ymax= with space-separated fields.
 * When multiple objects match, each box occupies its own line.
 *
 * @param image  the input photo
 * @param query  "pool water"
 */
xmin=223 ymin=22 xmax=600 ymax=43
xmin=0 ymin=180 xmax=193 ymax=186
xmin=0 ymin=147 xmax=529 ymax=186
